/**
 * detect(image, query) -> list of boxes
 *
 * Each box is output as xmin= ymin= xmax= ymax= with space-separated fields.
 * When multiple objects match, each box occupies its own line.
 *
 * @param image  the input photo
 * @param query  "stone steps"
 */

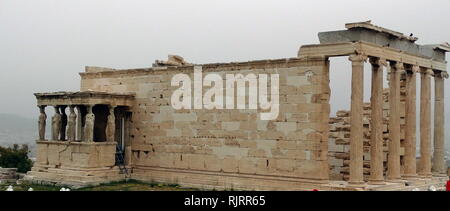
xmin=366 ymin=182 xmax=407 ymax=191
xmin=366 ymin=177 xmax=448 ymax=191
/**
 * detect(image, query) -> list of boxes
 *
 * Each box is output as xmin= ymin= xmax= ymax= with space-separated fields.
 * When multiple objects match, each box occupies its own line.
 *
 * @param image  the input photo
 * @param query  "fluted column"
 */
xmin=106 ymin=105 xmax=116 ymax=142
xmin=387 ymin=62 xmax=403 ymax=181
xmin=67 ymin=105 xmax=77 ymax=141
xmin=419 ymin=68 xmax=433 ymax=178
xmin=368 ymin=57 xmax=385 ymax=184
xmin=432 ymin=71 xmax=448 ymax=175
xmin=38 ymin=105 xmax=47 ymax=140
xmin=403 ymin=65 xmax=418 ymax=178
xmin=51 ymin=106 xmax=61 ymax=141
xmin=348 ymin=54 xmax=366 ymax=185
xmin=84 ymin=105 xmax=95 ymax=142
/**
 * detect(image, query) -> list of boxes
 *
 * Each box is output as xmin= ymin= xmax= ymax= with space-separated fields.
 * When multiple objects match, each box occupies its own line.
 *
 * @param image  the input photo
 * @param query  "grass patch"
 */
xmin=0 ymin=180 xmax=198 ymax=191
xmin=78 ymin=179 xmax=198 ymax=191
xmin=0 ymin=183 xmax=62 ymax=191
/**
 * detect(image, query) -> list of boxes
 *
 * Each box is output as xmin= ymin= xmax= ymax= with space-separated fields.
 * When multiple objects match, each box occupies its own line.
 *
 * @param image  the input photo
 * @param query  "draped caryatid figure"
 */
xmin=67 ymin=105 xmax=77 ymax=141
xmin=51 ymin=106 xmax=61 ymax=141
xmin=84 ymin=105 xmax=95 ymax=142
xmin=38 ymin=106 xmax=47 ymax=140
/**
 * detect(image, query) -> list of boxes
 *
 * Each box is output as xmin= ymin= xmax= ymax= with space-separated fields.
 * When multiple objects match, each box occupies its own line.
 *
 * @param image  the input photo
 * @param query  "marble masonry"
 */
xmin=24 ymin=21 xmax=449 ymax=190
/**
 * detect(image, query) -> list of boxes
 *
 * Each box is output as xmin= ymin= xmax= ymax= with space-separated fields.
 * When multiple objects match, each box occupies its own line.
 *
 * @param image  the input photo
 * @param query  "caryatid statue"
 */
xmin=106 ymin=106 xmax=116 ymax=142
xmin=59 ymin=106 xmax=68 ymax=141
xmin=38 ymin=105 xmax=47 ymax=140
xmin=51 ymin=106 xmax=61 ymax=141
xmin=67 ymin=106 xmax=77 ymax=141
xmin=84 ymin=105 xmax=95 ymax=142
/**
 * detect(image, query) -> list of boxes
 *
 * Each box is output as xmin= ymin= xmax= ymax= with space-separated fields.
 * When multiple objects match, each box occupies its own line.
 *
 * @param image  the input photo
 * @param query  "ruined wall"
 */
xmin=0 ymin=168 xmax=18 ymax=180
xmin=328 ymin=78 xmax=407 ymax=181
xmin=79 ymin=57 xmax=331 ymax=189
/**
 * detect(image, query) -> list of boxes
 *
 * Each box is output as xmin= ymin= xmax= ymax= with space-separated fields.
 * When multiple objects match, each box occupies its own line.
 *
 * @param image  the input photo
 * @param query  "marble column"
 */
xmin=106 ymin=106 xmax=116 ymax=142
xmin=51 ymin=106 xmax=61 ymax=141
xmin=368 ymin=57 xmax=385 ymax=184
xmin=348 ymin=54 xmax=365 ymax=185
xmin=67 ymin=106 xmax=77 ymax=141
xmin=387 ymin=62 xmax=403 ymax=181
xmin=38 ymin=105 xmax=47 ymax=140
xmin=419 ymin=68 xmax=433 ymax=178
xmin=59 ymin=106 xmax=67 ymax=141
xmin=403 ymin=65 xmax=418 ymax=178
xmin=84 ymin=105 xmax=95 ymax=142
xmin=432 ymin=71 xmax=448 ymax=175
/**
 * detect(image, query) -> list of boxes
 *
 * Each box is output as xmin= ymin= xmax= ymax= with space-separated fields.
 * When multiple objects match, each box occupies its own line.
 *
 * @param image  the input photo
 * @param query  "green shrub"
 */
xmin=0 ymin=144 xmax=33 ymax=173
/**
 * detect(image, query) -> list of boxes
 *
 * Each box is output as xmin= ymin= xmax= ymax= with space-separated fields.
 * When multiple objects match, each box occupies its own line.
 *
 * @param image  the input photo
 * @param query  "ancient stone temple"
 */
xmin=24 ymin=21 xmax=449 ymax=190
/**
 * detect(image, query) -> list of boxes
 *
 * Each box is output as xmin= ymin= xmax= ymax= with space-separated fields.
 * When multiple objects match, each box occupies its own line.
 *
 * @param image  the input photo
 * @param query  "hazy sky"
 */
xmin=0 ymin=0 xmax=449 ymax=119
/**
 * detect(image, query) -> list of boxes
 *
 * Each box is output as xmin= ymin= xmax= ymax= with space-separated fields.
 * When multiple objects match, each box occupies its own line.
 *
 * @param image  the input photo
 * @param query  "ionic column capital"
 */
xmin=410 ymin=65 xmax=421 ymax=74
xmin=433 ymin=71 xmax=449 ymax=79
xmin=349 ymin=54 xmax=367 ymax=63
xmin=389 ymin=61 xmax=406 ymax=74
xmin=420 ymin=68 xmax=434 ymax=75
xmin=369 ymin=57 xmax=387 ymax=67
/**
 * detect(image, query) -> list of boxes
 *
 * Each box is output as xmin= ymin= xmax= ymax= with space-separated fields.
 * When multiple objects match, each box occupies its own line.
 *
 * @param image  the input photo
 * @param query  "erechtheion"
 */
xmin=24 ymin=21 xmax=449 ymax=190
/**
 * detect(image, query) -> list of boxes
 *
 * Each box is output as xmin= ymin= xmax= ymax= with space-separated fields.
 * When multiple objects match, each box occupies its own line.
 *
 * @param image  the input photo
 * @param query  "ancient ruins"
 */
xmin=24 ymin=21 xmax=449 ymax=190
xmin=0 ymin=168 xmax=19 ymax=183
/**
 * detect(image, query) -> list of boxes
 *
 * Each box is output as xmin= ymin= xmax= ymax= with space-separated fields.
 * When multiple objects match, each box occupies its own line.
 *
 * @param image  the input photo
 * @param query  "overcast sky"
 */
xmin=0 ymin=0 xmax=449 ymax=119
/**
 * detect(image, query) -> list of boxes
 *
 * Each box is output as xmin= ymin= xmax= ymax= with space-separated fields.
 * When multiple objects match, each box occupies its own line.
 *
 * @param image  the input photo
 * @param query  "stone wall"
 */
xmin=34 ymin=141 xmax=116 ymax=168
xmin=0 ymin=168 xmax=18 ymax=180
xmin=23 ymin=141 xmax=123 ymax=187
xmin=79 ymin=57 xmax=332 ymax=189
xmin=328 ymin=77 xmax=407 ymax=181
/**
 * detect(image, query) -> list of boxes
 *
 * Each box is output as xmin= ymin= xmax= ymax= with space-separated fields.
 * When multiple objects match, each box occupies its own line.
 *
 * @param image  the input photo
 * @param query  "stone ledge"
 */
xmin=131 ymin=166 xmax=330 ymax=191
xmin=36 ymin=140 xmax=117 ymax=146
xmin=79 ymin=56 xmax=328 ymax=78
xmin=23 ymin=167 xmax=127 ymax=188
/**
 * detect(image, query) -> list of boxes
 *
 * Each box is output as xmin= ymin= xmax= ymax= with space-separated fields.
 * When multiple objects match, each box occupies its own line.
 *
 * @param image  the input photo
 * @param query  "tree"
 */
xmin=0 ymin=144 xmax=33 ymax=173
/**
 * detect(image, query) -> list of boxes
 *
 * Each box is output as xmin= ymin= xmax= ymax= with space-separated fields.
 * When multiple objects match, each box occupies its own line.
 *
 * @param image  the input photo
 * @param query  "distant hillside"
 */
xmin=0 ymin=113 xmax=37 ymax=157
xmin=0 ymin=113 xmax=35 ymax=131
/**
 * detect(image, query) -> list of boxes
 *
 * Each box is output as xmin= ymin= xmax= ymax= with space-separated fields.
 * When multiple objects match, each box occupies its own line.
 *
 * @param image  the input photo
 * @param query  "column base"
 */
xmin=386 ymin=178 xmax=405 ymax=183
xmin=367 ymin=180 xmax=386 ymax=185
xmin=418 ymin=173 xmax=433 ymax=179
xmin=402 ymin=174 xmax=419 ymax=179
xmin=347 ymin=181 xmax=366 ymax=188
xmin=432 ymin=173 xmax=448 ymax=177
